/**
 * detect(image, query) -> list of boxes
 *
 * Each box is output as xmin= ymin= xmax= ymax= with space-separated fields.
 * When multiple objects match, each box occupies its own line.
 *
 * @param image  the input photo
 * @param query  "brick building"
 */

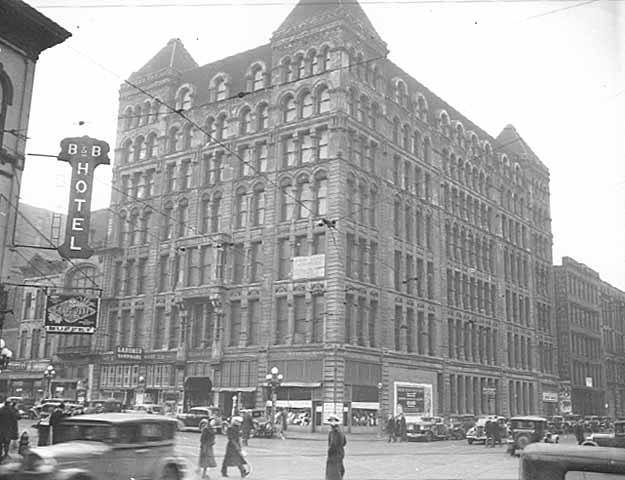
xmin=96 ymin=0 xmax=558 ymax=422
xmin=554 ymin=257 xmax=605 ymax=416
xmin=601 ymin=281 xmax=625 ymax=418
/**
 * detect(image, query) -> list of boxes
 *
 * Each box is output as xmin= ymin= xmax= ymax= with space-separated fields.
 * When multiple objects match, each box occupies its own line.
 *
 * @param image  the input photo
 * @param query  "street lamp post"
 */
xmin=265 ymin=366 xmax=283 ymax=431
xmin=44 ymin=365 xmax=56 ymax=399
xmin=377 ymin=382 xmax=384 ymax=438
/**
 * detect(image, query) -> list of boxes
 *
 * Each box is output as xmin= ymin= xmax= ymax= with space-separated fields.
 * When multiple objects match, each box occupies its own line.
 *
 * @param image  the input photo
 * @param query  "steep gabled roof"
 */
xmin=495 ymin=124 xmax=538 ymax=159
xmin=130 ymin=38 xmax=198 ymax=81
xmin=273 ymin=0 xmax=382 ymax=42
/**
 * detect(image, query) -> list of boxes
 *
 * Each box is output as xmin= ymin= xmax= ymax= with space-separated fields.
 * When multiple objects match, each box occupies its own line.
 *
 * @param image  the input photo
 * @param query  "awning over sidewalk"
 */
xmin=213 ymin=386 xmax=257 ymax=392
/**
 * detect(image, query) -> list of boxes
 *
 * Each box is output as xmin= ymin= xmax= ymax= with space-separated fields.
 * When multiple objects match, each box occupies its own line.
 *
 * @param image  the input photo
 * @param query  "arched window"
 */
xmin=200 ymin=195 xmax=210 ymax=233
xmin=163 ymin=202 xmax=174 ymax=240
xmin=211 ymin=193 xmax=222 ymax=232
xmin=423 ymin=137 xmax=431 ymax=163
xmin=308 ymin=49 xmax=318 ymax=75
xmin=370 ymin=103 xmax=378 ymax=129
xmin=356 ymin=53 xmax=365 ymax=79
xmin=392 ymin=117 xmax=400 ymax=144
xmin=151 ymin=101 xmax=161 ymax=123
xmin=177 ymin=199 xmax=189 ymax=237
xmin=143 ymin=101 xmax=152 ymax=125
xmin=145 ymin=133 xmax=157 ymax=159
xmin=140 ymin=210 xmax=152 ymax=244
xmin=251 ymin=65 xmax=265 ymax=91
xmin=346 ymin=176 xmax=356 ymax=217
xmin=182 ymin=124 xmax=193 ymax=150
xmin=177 ymin=88 xmax=192 ymax=111
xmin=403 ymin=124 xmax=411 ymax=151
xmin=358 ymin=95 xmax=368 ymax=124
xmin=315 ymin=172 xmax=328 ymax=216
xmin=369 ymin=186 xmax=377 ymax=226
xmin=257 ymin=103 xmax=269 ymax=130
xmin=280 ymin=179 xmax=295 ymax=221
xmin=168 ymin=126 xmax=179 ymax=153
xmin=348 ymin=88 xmax=358 ymax=117
xmin=440 ymin=112 xmax=450 ymax=136
xmin=413 ymin=131 xmax=421 ymax=158
xmin=118 ymin=210 xmax=128 ymax=246
xmin=295 ymin=54 xmax=306 ymax=79
xmin=215 ymin=77 xmax=227 ymax=101
xmin=282 ymin=57 xmax=293 ymax=83
xmin=283 ymin=95 xmax=296 ymax=122
xmin=297 ymin=175 xmax=312 ymax=219
xmin=235 ymin=188 xmax=248 ymax=229
xmin=317 ymin=85 xmax=330 ymax=113
xmin=393 ymin=198 xmax=401 ymax=237
xmin=358 ymin=183 xmax=368 ymax=224
xmin=216 ymin=113 xmax=228 ymax=140
xmin=320 ymin=45 xmax=331 ymax=72
xmin=252 ymin=184 xmax=265 ymax=225
xmin=31 ymin=329 xmax=40 ymax=359
xmin=133 ymin=105 xmax=142 ymax=128
xmin=129 ymin=209 xmax=140 ymax=246
xmin=395 ymin=81 xmax=407 ymax=106
xmin=417 ymin=95 xmax=427 ymax=122
xmin=300 ymin=91 xmax=313 ymax=118
xmin=121 ymin=139 xmax=132 ymax=164
xmin=239 ymin=107 xmax=252 ymax=134
xmin=123 ymin=106 xmax=133 ymax=130
xmin=19 ymin=330 xmax=28 ymax=358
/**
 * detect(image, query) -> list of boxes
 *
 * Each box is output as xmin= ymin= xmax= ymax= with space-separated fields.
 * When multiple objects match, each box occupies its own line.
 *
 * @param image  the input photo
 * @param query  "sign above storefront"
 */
xmin=394 ymin=381 xmax=433 ymax=420
xmin=57 ymin=136 xmax=110 ymax=259
xmin=542 ymin=392 xmax=558 ymax=403
xmin=116 ymin=346 xmax=143 ymax=361
xmin=45 ymin=294 xmax=99 ymax=334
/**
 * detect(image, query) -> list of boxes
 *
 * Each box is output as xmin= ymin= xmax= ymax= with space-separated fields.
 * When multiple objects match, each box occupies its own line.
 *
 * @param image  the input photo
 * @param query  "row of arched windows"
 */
xmin=393 ymin=197 xmax=433 ymax=250
xmin=390 ymin=117 xmax=432 ymax=163
xmin=233 ymin=184 xmax=266 ymax=229
xmin=442 ymin=150 xmax=491 ymax=197
xmin=347 ymin=49 xmax=381 ymax=90
xmin=346 ymin=175 xmax=378 ymax=227
xmin=441 ymin=183 xmax=494 ymax=233
xmin=279 ymin=171 xmax=328 ymax=222
xmin=499 ymin=188 xmax=527 ymax=217
xmin=390 ymin=79 xmax=429 ymax=123
xmin=348 ymin=88 xmax=380 ymax=130
xmin=280 ymin=46 xmax=331 ymax=83
xmin=121 ymin=99 xmax=161 ymax=131
xmin=445 ymin=222 xmax=496 ymax=275
xmin=281 ymin=84 xmax=331 ymax=123
xmin=500 ymin=213 xmax=527 ymax=249
xmin=503 ymin=247 xmax=529 ymax=288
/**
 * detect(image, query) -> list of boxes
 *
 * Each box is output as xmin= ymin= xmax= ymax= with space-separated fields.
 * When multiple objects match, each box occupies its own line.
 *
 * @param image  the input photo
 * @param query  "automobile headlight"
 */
xmin=24 ymin=453 xmax=57 ymax=473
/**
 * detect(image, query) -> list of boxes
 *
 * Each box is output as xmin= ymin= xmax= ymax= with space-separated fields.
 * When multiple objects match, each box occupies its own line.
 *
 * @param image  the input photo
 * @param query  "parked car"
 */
xmin=83 ymin=399 xmax=123 ymax=414
xmin=447 ymin=414 xmax=475 ymax=440
xmin=506 ymin=416 xmax=558 ymax=456
xmin=239 ymin=408 xmax=274 ymax=438
xmin=466 ymin=416 xmax=506 ymax=445
xmin=0 ymin=413 xmax=186 ymax=480
xmin=583 ymin=419 xmax=625 ymax=448
xmin=176 ymin=406 xmax=224 ymax=432
xmin=406 ymin=419 xmax=450 ymax=442
xmin=520 ymin=443 xmax=625 ymax=480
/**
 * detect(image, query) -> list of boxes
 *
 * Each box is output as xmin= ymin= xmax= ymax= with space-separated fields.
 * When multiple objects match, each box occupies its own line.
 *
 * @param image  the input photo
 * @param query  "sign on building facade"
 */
xmin=57 ymin=136 xmax=110 ymax=259
xmin=45 ymin=294 xmax=99 ymax=334
xmin=393 ymin=381 xmax=433 ymax=420
xmin=292 ymin=254 xmax=325 ymax=280
xmin=116 ymin=346 xmax=143 ymax=361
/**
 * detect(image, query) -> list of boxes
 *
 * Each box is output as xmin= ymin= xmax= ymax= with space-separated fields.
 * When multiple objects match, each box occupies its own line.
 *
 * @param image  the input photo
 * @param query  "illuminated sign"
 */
xmin=45 ymin=294 xmax=99 ymax=334
xmin=57 ymin=136 xmax=110 ymax=259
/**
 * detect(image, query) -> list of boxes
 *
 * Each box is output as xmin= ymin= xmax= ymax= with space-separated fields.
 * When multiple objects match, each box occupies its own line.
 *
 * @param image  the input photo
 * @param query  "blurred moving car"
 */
xmin=506 ymin=416 xmax=558 ymax=456
xmin=83 ymin=399 xmax=123 ymax=414
xmin=406 ymin=418 xmax=449 ymax=442
xmin=176 ymin=406 xmax=224 ymax=432
xmin=583 ymin=419 xmax=625 ymax=448
xmin=520 ymin=443 xmax=625 ymax=480
xmin=0 ymin=413 xmax=186 ymax=480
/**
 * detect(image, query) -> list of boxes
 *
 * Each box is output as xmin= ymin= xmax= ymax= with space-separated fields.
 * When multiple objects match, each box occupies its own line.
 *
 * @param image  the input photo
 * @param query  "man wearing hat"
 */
xmin=325 ymin=415 xmax=347 ymax=480
xmin=221 ymin=416 xmax=250 ymax=478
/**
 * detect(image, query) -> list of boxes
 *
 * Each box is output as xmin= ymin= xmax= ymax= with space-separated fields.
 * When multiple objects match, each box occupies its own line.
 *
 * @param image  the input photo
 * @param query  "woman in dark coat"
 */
xmin=325 ymin=415 xmax=347 ymax=480
xmin=221 ymin=417 xmax=250 ymax=478
xmin=199 ymin=420 xmax=217 ymax=479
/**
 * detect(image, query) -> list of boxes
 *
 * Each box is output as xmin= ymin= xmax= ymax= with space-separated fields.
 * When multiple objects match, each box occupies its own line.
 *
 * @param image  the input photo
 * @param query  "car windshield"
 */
xmin=55 ymin=423 xmax=115 ymax=443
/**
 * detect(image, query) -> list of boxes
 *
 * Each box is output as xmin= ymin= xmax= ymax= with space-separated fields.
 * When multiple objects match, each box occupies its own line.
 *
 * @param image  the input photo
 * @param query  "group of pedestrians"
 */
xmin=385 ymin=413 xmax=407 ymax=442
xmin=198 ymin=416 xmax=251 ymax=479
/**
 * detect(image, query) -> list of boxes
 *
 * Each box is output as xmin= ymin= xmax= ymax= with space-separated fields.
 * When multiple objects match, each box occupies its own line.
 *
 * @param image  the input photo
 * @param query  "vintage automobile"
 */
xmin=466 ymin=416 xmax=506 ymax=445
xmin=520 ymin=443 xmax=625 ymax=480
xmin=583 ymin=419 xmax=625 ymax=448
xmin=131 ymin=404 xmax=164 ymax=415
xmin=0 ymin=413 xmax=186 ymax=480
xmin=447 ymin=414 xmax=475 ymax=440
xmin=406 ymin=418 xmax=449 ymax=442
xmin=83 ymin=399 xmax=123 ymax=414
xmin=507 ymin=416 xmax=559 ymax=456
xmin=176 ymin=405 xmax=224 ymax=432
xmin=239 ymin=408 xmax=274 ymax=438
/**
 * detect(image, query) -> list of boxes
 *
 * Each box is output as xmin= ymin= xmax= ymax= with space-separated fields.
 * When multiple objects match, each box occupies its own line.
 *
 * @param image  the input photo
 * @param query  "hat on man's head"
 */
xmin=326 ymin=415 xmax=341 ymax=425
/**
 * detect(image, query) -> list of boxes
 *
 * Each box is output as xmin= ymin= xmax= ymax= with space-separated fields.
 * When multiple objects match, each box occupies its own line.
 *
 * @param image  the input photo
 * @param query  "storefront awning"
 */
xmin=213 ymin=387 xmax=257 ymax=392
xmin=184 ymin=377 xmax=212 ymax=392
xmin=280 ymin=382 xmax=321 ymax=388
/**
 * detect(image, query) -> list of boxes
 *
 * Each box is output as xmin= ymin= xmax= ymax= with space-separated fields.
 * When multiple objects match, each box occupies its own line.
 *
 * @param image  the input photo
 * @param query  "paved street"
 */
xmin=18 ymin=420 xmax=588 ymax=480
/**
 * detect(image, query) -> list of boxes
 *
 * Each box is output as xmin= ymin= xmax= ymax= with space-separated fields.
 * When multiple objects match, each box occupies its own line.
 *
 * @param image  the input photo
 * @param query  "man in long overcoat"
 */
xmin=574 ymin=419 xmax=586 ymax=445
xmin=221 ymin=417 xmax=250 ymax=478
xmin=325 ymin=415 xmax=346 ymax=480
xmin=0 ymin=400 xmax=13 ymax=458
xmin=240 ymin=412 xmax=253 ymax=447
xmin=386 ymin=415 xmax=396 ymax=442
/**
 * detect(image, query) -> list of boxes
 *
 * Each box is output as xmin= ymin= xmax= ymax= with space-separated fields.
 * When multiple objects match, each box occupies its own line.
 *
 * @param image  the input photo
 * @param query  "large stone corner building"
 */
xmin=95 ymin=0 xmax=558 ymax=423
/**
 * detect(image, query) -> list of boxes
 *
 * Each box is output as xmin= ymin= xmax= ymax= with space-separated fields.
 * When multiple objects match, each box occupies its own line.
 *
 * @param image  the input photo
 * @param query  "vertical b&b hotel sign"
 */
xmin=58 ymin=136 xmax=110 ymax=259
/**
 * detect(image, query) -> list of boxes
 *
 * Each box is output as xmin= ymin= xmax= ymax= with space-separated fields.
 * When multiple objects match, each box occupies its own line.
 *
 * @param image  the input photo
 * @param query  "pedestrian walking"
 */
xmin=386 ymin=415 xmax=395 ymax=442
xmin=393 ymin=415 xmax=402 ymax=442
xmin=199 ymin=420 xmax=217 ymax=479
xmin=275 ymin=409 xmax=285 ymax=440
xmin=7 ymin=401 xmax=18 ymax=454
xmin=398 ymin=413 xmax=407 ymax=442
xmin=240 ymin=412 xmax=253 ymax=447
xmin=18 ymin=431 xmax=29 ymax=456
xmin=49 ymin=403 xmax=66 ymax=445
xmin=325 ymin=415 xmax=346 ymax=480
xmin=221 ymin=417 xmax=250 ymax=478
xmin=0 ymin=400 xmax=13 ymax=459
xmin=574 ymin=419 xmax=585 ymax=445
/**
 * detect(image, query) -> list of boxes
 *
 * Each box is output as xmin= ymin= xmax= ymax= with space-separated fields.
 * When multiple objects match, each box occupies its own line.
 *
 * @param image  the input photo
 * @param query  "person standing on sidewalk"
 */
xmin=325 ymin=415 xmax=346 ymax=480
xmin=385 ymin=415 xmax=395 ymax=442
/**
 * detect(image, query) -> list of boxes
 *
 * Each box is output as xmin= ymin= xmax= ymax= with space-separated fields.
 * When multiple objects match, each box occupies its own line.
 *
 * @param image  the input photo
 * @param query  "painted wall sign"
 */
xmin=57 ymin=136 xmax=110 ymax=259
xmin=393 ymin=381 xmax=433 ymax=421
xmin=116 ymin=346 xmax=144 ymax=361
xmin=45 ymin=293 xmax=99 ymax=334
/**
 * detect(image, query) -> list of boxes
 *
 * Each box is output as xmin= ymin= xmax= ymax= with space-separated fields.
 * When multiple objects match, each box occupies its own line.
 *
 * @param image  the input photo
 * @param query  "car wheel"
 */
xmin=467 ymin=439 xmax=473 ymax=445
xmin=425 ymin=431 xmax=434 ymax=442
xmin=582 ymin=441 xmax=597 ymax=446
xmin=517 ymin=435 xmax=530 ymax=450
xmin=159 ymin=464 xmax=180 ymax=480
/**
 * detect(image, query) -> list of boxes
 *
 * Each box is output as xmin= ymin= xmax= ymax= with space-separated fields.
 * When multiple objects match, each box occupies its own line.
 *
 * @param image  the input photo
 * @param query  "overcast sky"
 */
xmin=22 ymin=0 xmax=625 ymax=289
